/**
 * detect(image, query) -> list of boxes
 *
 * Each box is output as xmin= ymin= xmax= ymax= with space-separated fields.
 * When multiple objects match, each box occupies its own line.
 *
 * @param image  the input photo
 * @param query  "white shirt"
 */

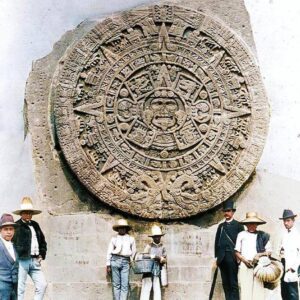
xmin=28 ymin=224 xmax=39 ymax=255
xmin=235 ymin=231 xmax=272 ymax=261
xmin=0 ymin=237 xmax=16 ymax=261
xmin=22 ymin=220 xmax=39 ymax=255
xmin=280 ymin=227 xmax=300 ymax=271
xmin=106 ymin=234 xmax=136 ymax=266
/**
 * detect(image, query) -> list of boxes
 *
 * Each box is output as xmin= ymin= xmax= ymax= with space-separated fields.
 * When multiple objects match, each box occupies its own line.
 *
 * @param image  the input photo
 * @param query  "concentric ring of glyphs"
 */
xmin=53 ymin=5 xmax=269 ymax=219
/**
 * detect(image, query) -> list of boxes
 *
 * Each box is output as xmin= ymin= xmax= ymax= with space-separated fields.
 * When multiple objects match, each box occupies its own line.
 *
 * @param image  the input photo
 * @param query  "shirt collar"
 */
xmin=246 ymin=230 xmax=257 ymax=234
xmin=0 ymin=237 xmax=13 ymax=245
xmin=117 ymin=233 xmax=128 ymax=237
xmin=151 ymin=241 xmax=163 ymax=247
xmin=225 ymin=217 xmax=234 ymax=223
xmin=21 ymin=219 xmax=32 ymax=225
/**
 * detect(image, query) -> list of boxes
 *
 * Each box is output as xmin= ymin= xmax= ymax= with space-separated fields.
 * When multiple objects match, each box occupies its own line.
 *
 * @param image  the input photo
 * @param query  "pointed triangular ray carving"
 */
xmin=158 ymin=23 xmax=170 ymax=50
xmin=223 ymin=104 xmax=251 ymax=119
xmin=100 ymin=155 xmax=120 ymax=174
xmin=100 ymin=46 xmax=118 ymax=64
xmin=74 ymin=103 xmax=102 ymax=116
xmin=156 ymin=64 xmax=172 ymax=88
xmin=209 ymin=157 xmax=226 ymax=174
xmin=210 ymin=50 xmax=225 ymax=67
xmin=157 ymin=23 xmax=176 ymax=51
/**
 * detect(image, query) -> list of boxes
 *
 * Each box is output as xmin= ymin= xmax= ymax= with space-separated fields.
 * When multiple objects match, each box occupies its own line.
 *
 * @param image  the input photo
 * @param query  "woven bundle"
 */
xmin=254 ymin=256 xmax=283 ymax=283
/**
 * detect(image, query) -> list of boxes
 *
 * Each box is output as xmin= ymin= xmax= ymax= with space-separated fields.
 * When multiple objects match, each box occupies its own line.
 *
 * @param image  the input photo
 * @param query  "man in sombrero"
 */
xmin=12 ymin=196 xmax=47 ymax=300
xmin=279 ymin=209 xmax=300 ymax=300
xmin=0 ymin=213 xmax=18 ymax=300
xmin=235 ymin=212 xmax=272 ymax=300
xmin=140 ymin=225 xmax=167 ymax=300
xmin=106 ymin=219 xmax=136 ymax=300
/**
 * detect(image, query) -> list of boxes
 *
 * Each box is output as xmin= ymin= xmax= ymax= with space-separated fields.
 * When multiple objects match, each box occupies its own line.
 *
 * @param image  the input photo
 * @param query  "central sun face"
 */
xmin=144 ymin=89 xmax=184 ymax=132
xmin=109 ymin=59 xmax=224 ymax=171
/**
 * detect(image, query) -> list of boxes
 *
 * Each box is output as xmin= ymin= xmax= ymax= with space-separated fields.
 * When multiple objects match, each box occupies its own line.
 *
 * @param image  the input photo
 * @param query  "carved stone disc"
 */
xmin=53 ymin=5 xmax=269 ymax=219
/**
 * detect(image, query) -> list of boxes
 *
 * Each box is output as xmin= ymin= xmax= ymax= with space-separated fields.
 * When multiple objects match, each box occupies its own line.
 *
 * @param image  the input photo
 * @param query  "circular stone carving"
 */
xmin=53 ymin=5 xmax=269 ymax=219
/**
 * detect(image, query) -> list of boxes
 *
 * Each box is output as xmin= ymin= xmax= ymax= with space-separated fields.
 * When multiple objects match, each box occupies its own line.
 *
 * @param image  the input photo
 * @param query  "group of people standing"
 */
xmin=1 ymin=197 xmax=299 ymax=300
xmin=214 ymin=200 xmax=300 ymax=300
xmin=0 ymin=197 xmax=47 ymax=300
xmin=106 ymin=219 xmax=167 ymax=300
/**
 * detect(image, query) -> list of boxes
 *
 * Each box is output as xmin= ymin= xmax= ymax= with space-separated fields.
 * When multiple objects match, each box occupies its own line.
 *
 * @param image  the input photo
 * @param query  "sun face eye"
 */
xmin=165 ymin=100 xmax=178 ymax=111
xmin=151 ymin=99 xmax=164 ymax=110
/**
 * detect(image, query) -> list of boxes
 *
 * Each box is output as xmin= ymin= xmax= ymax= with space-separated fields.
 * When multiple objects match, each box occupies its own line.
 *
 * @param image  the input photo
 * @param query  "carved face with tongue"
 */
xmin=144 ymin=88 xmax=185 ymax=132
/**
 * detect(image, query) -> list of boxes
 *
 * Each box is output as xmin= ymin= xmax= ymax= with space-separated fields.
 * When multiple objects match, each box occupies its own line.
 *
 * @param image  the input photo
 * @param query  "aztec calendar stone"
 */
xmin=53 ymin=5 xmax=269 ymax=219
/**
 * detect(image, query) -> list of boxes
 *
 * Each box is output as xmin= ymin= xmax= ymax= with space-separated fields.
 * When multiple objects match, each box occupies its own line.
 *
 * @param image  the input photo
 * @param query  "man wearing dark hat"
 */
xmin=12 ymin=196 xmax=47 ymax=300
xmin=214 ymin=200 xmax=244 ymax=300
xmin=279 ymin=209 xmax=300 ymax=300
xmin=0 ymin=213 xmax=18 ymax=300
xmin=106 ymin=219 xmax=136 ymax=300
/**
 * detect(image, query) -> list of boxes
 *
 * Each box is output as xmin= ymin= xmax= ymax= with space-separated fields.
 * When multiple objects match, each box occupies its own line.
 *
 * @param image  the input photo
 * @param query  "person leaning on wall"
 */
xmin=0 ymin=213 xmax=19 ymax=300
xmin=12 ymin=196 xmax=47 ymax=300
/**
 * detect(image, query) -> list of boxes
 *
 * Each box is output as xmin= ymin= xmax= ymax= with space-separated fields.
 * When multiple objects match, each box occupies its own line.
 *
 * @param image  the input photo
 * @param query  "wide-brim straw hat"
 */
xmin=240 ymin=212 xmax=266 ymax=224
xmin=254 ymin=256 xmax=283 ymax=283
xmin=148 ymin=225 xmax=165 ymax=237
xmin=0 ymin=213 xmax=17 ymax=228
xmin=112 ymin=219 xmax=132 ymax=232
xmin=12 ymin=197 xmax=42 ymax=215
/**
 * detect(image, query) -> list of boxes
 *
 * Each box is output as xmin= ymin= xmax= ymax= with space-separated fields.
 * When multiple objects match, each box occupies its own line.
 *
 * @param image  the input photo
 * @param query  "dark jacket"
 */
xmin=214 ymin=219 xmax=244 ymax=264
xmin=13 ymin=219 xmax=47 ymax=260
xmin=0 ymin=238 xmax=18 ymax=283
xmin=256 ymin=230 xmax=270 ymax=253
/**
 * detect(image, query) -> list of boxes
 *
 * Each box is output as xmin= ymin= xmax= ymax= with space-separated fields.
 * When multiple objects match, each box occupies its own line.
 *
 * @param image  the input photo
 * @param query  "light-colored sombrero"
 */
xmin=240 ymin=212 xmax=266 ymax=224
xmin=254 ymin=256 xmax=283 ymax=284
xmin=12 ymin=197 xmax=42 ymax=215
xmin=112 ymin=219 xmax=132 ymax=232
xmin=148 ymin=225 xmax=165 ymax=237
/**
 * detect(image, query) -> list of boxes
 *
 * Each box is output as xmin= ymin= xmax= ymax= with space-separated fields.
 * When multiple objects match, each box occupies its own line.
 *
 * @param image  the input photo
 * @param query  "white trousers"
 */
xmin=140 ymin=276 xmax=161 ymax=300
xmin=239 ymin=263 xmax=265 ymax=300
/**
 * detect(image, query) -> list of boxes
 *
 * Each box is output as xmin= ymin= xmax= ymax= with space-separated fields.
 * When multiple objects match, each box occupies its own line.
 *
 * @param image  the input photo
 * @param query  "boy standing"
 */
xmin=140 ymin=225 xmax=167 ymax=300
xmin=0 ymin=213 xmax=18 ymax=300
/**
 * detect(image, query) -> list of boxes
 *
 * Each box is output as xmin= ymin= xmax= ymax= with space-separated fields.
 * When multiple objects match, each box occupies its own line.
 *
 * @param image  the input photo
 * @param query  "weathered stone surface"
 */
xmin=24 ymin=0 xmax=272 ymax=299
xmin=52 ymin=4 xmax=269 ymax=219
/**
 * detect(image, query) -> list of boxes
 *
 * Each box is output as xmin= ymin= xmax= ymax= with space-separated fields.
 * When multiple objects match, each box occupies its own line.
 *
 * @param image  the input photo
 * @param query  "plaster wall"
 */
xmin=1 ymin=0 xmax=300 ymax=299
